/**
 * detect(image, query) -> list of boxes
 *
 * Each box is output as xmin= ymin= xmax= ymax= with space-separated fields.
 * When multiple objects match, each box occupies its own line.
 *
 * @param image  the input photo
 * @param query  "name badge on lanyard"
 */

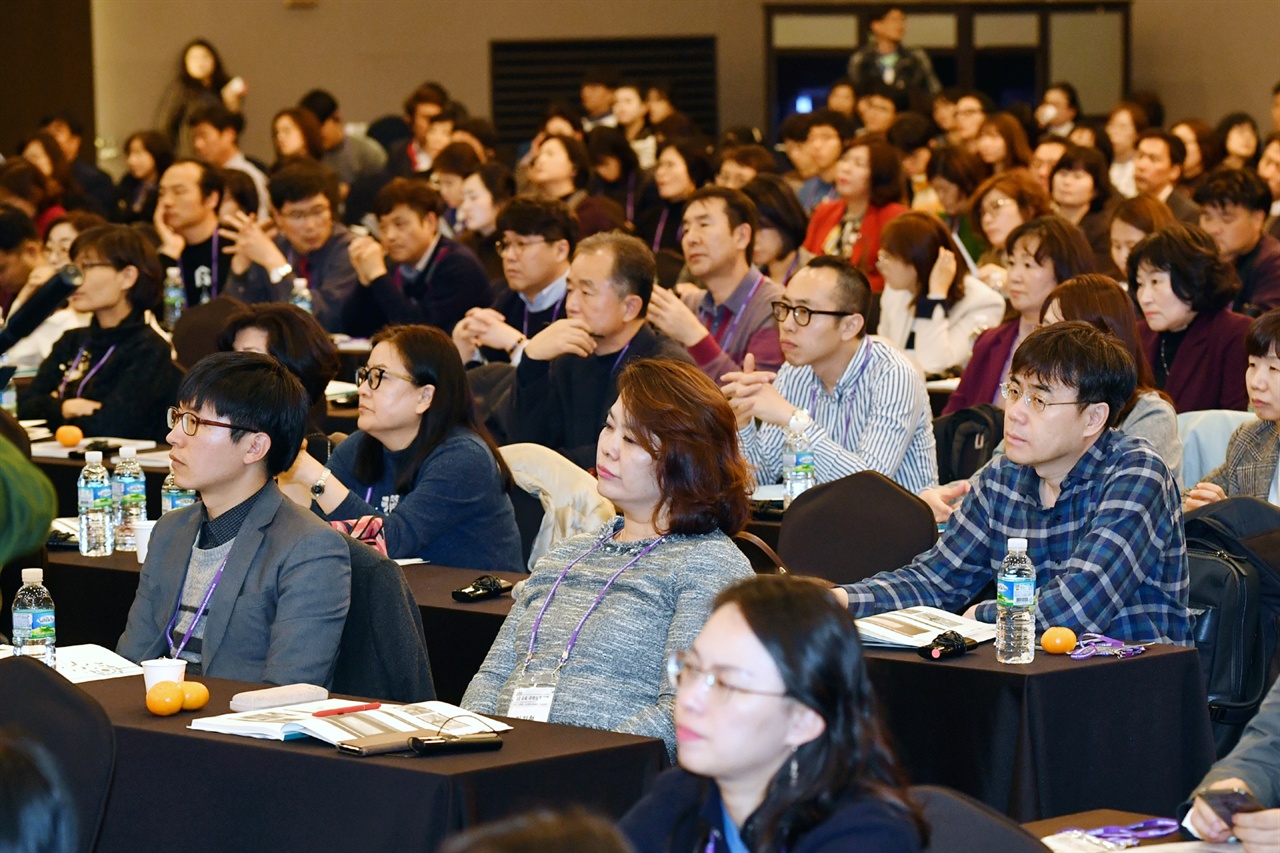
xmin=506 ymin=682 xmax=556 ymax=722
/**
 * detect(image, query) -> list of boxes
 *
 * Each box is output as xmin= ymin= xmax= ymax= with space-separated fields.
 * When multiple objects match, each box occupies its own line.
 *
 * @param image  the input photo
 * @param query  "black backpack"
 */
xmin=1183 ymin=497 xmax=1280 ymax=755
xmin=932 ymin=403 xmax=1003 ymax=483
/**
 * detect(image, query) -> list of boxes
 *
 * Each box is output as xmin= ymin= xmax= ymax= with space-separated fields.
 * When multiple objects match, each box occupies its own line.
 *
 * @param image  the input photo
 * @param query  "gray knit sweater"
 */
xmin=461 ymin=517 xmax=754 ymax=756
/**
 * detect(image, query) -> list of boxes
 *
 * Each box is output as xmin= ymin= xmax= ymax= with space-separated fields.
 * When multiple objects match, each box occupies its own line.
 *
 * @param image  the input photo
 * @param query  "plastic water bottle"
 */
xmin=0 ymin=364 xmax=16 ymax=417
xmin=996 ymin=537 xmax=1036 ymax=664
xmin=290 ymin=277 xmax=312 ymax=314
xmin=112 ymin=446 xmax=147 ymax=551
xmin=11 ymin=569 xmax=56 ymax=667
xmin=161 ymin=466 xmax=198 ymax=515
xmin=782 ymin=409 xmax=816 ymax=509
xmin=162 ymin=266 xmax=186 ymax=331
xmin=78 ymin=450 xmax=115 ymax=556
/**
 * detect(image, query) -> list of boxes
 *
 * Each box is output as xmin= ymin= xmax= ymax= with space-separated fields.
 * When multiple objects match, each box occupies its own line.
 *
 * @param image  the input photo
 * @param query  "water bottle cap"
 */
xmin=120 ymin=446 xmax=137 ymax=458
xmin=1008 ymin=537 xmax=1028 ymax=551
xmin=85 ymin=450 xmax=103 ymax=465
xmin=21 ymin=568 xmax=42 ymax=584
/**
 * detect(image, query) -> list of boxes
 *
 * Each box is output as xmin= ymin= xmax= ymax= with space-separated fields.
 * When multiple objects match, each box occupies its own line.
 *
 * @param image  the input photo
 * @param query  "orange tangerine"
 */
xmin=55 ymin=425 xmax=84 ymax=447
xmin=146 ymin=681 xmax=185 ymax=716
xmin=181 ymin=680 xmax=210 ymax=711
xmin=1041 ymin=626 xmax=1077 ymax=655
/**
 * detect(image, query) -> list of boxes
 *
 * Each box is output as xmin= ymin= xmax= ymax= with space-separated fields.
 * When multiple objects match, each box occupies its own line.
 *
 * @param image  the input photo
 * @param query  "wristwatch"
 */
xmin=310 ymin=468 xmax=332 ymax=500
xmin=268 ymin=263 xmax=294 ymax=285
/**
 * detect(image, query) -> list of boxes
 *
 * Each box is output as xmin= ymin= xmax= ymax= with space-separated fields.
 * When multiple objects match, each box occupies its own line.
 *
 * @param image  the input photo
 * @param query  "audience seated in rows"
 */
xmin=725 ymin=256 xmax=937 ymax=494
xmin=117 ymin=352 xmax=352 ymax=686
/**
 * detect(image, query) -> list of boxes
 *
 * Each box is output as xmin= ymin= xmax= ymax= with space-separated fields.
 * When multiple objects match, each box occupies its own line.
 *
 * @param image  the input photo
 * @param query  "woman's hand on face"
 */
xmin=61 ymin=399 xmax=102 ymax=419
xmin=928 ymin=248 xmax=957 ymax=300
xmin=1183 ymin=481 xmax=1227 ymax=511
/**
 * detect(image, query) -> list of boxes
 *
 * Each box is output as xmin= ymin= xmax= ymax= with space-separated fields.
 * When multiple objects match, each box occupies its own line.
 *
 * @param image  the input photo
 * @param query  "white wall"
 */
xmin=91 ymin=0 xmax=1280 ymax=170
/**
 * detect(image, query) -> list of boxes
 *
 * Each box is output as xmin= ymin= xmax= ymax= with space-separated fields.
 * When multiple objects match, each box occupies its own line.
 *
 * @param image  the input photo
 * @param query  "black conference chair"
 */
xmin=331 ymin=535 xmax=436 ymax=703
xmin=170 ymin=296 xmax=246 ymax=370
xmin=911 ymin=785 xmax=1052 ymax=853
xmin=776 ymin=470 xmax=938 ymax=585
xmin=0 ymin=656 xmax=117 ymax=853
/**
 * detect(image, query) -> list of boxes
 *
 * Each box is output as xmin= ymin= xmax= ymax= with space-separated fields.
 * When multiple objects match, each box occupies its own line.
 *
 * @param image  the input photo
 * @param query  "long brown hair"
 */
xmin=879 ymin=211 xmax=967 ymax=309
xmin=615 ymin=359 xmax=750 ymax=536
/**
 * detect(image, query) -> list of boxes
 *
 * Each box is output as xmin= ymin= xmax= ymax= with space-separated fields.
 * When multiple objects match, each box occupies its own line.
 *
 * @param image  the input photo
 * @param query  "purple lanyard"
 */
xmin=522 ymin=530 xmax=667 ymax=672
xmin=365 ymin=486 xmax=374 ymax=503
xmin=610 ymin=340 xmax=633 ymax=375
xmin=808 ymin=338 xmax=874 ymax=447
xmin=178 ymin=230 xmax=219 ymax=299
xmin=522 ymin=295 xmax=564 ymax=336
xmin=57 ymin=343 xmax=118 ymax=400
xmin=651 ymin=207 xmax=684 ymax=252
xmin=702 ymin=273 xmax=763 ymax=350
xmin=164 ymin=552 xmax=231 ymax=659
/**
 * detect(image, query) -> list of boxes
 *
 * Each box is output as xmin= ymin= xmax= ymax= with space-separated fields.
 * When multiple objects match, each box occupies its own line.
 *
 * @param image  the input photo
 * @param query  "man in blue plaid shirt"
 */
xmin=835 ymin=321 xmax=1192 ymax=645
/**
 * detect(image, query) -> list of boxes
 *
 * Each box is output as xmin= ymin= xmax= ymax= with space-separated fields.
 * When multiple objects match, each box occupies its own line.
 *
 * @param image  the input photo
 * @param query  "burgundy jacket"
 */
xmin=1138 ymin=309 xmax=1251 ymax=413
xmin=943 ymin=319 xmax=1020 ymax=415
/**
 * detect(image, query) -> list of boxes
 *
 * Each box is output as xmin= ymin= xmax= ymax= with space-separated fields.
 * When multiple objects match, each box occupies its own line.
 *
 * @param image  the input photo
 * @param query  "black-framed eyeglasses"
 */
xmin=356 ymin=365 xmax=417 ymax=391
xmin=771 ymin=301 xmax=852 ymax=327
xmin=999 ymin=382 xmax=1080 ymax=415
xmin=666 ymin=651 xmax=789 ymax=705
xmin=495 ymin=236 xmax=548 ymax=256
xmin=166 ymin=407 xmax=252 ymax=436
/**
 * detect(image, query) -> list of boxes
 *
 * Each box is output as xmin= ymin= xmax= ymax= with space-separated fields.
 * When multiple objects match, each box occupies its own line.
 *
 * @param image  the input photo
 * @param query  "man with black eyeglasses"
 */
xmin=722 ymin=255 xmax=936 ymax=493
xmin=833 ymin=322 xmax=1191 ymax=646
xmin=117 ymin=352 xmax=351 ymax=686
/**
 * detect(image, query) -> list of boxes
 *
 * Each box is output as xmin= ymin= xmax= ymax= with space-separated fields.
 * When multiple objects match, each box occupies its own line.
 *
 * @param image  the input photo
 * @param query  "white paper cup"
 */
xmin=133 ymin=519 xmax=158 ymax=564
xmin=141 ymin=658 xmax=187 ymax=691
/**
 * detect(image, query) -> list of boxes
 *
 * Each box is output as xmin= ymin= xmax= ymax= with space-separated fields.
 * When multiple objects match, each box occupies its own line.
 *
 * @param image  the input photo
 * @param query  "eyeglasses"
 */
xmin=667 ymin=652 xmax=789 ymax=705
xmin=278 ymin=204 xmax=332 ymax=225
xmin=981 ymin=197 xmax=1015 ymax=217
xmin=495 ymin=236 xmax=548 ymax=256
xmin=999 ymin=382 xmax=1080 ymax=414
xmin=356 ymin=365 xmax=417 ymax=390
xmin=771 ymin=301 xmax=852 ymax=327
xmin=166 ymin=407 xmax=252 ymax=436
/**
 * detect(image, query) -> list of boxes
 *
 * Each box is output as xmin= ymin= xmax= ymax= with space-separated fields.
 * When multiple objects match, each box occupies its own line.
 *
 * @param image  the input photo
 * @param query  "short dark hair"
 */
xmin=352 ymin=325 xmax=512 ymax=494
xmin=886 ymin=113 xmax=934 ymax=154
xmin=1045 ymin=82 xmax=1081 ymax=114
xmin=957 ymin=90 xmax=996 ymax=116
xmin=219 ymin=167 xmax=259 ymax=216
xmin=122 ymin=130 xmax=175 ymax=177
xmin=0 ymin=160 xmax=51 ymax=210
xmin=403 ymin=81 xmax=449 ymax=118
xmin=69 ymin=224 xmax=163 ymax=312
xmin=373 ymin=176 xmax=443 ymax=219
xmin=40 ymin=110 xmax=85 ymax=139
xmin=925 ymin=145 xmax=990 ymax=197
xmin=722 ymin=144 xmax=779 ymax=176
xmin=217 ymin=303 xmax=341 ymax=406
xmin=576 ymin=231 xmax=656 ymax=313
xmin=1138 ymin=130 xmax=1187 ymax=167
xmin=494 ymin=196 xmax=579 ymax=254
xmin=684 ymin=185 xmax=759 ymax=260
xmin=455 ymin=116 xmax=498 ymax=153
xmin=268 ymin=159 xmax=340 ymax=213
xmin=806 ymin=109 xmax=854 ymax=140
xmin=1011 ymin=321 xmax=1136 ymax=429
xmin=1049 ymin=144 xmax=1115 ymax=214
xmin=177 ymin=351 xmax=310 ymax=476
xmin=779 ymin=113 xmax=814 ymax=144
xmin=186 ymin=102 xmax=242 ymax=136
xmin=859 ymin=81 xmax=907 ymax=114
xmin=430 ymin=141 xmax=482 ymax=180
xmin=298 ymin=89 xmax=339 ymax=124
xmin=169 ymin=158 xmax=225 ymax=207
xmin=1127 ymin=223 xmax=1241 ymax=314
xmin=581 ymin=66 xmax=619 ymax=89
xmin=0 ymin=205 xmax=37 ymax=251
xmin=470 ymin=162 xmax=516 ymax=206
xmin=1246 ymin=309 xmax=1280 ymax=358
xmin=542 ymin=134 xmax=593 ymax=191
xmin=741 ymin=173 xmax=808 ymax=257
xmin=658 ymin=138 xmax=717 ymax=189
xmin=1193 ymin=167 xmax=1273 ymax=213
xmin=804 ymin=255 xmax=871 ymax=319
xmin=616 ymin=359 xmax=750 ymax=536
xmin=586 ymin=126 xmax=640 ymax=178
xmin=1005 ymin=215 xmax=1096 ymax=283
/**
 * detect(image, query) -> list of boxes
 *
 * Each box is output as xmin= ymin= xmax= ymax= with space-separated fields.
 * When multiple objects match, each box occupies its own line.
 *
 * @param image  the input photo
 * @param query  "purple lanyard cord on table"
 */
xmin=1068 ymin=633 xmax=1149 ymax=659
xmin=1057 ymin=818 xmax=1178 ymax=842
xmin=164 ymin=552 xmax=231 ymax=659
xmin=57 ymin=343 xmax=118 ymax=400
xmin=522 ymin=531 xmax=667 ymax=673
xmin=807 ymin=338 xmax=873 ymax=447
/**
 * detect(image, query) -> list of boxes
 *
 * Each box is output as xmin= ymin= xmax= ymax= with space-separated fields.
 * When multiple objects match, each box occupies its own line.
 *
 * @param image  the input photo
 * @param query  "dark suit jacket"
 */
xmin=943 ymin=319 xmax=1019 ymax=415
xmin=117 ymin=481 xmax=352 ymax=687
xmin=1165 ymin=189 xmax=1202 ymax=226
xmin=1234 ymin=233 xmax=1280 ymax=316
xmin=1139 ymin=309 xmax=1250 ymax=413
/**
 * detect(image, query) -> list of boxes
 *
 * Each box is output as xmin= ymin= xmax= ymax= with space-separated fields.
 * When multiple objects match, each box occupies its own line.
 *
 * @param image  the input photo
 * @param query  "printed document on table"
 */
xmin=0 ymin=643 xmax=143 ymax=683
xmin=191 ymin=699 xmax=512 ymax=743
xmin=855 ymin=606 xmax=997 ymax=647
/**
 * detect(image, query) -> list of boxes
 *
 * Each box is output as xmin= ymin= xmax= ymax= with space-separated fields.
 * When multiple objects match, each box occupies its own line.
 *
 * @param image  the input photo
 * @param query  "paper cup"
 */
xmin=141 ymin=658 xmax=187 ymax=691
xmin=133 ymin=519 xmax=157 ymax=564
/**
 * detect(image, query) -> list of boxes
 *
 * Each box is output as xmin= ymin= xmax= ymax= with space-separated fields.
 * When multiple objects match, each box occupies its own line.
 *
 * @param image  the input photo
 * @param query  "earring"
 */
xmin=789 ymin=747 xmax=798 ymax=787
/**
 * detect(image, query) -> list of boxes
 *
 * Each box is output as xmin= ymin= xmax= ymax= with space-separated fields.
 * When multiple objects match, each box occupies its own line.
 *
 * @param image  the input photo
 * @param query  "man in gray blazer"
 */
xmin=117 ymin=352 xmax=351 ymax=687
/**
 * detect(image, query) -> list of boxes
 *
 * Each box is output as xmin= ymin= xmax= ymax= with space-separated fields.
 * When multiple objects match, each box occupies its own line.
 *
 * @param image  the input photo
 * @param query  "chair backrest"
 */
xmin=911 ymin=785 xmax=1051 ymax=853
xmin=932 ymin=403 xmax=1003 ymax=483
xmin=500 ymin=443 xmax=616 ymax=571
xmin=331 ymin=535 xmax=436 ymax=702
xmin=777 ymin=471 xmax=938 ymax=584
xmin=0 ymin=656 xmax=116 ymax=853
xmin=1178 ymin=409 xmax=1259 ymax=489
xmin=732 ymin=531 xmax=787 ymax=574
xmin=171 ymin=296 xmax=247 ymax=370
xmin=509 ymin=485 xmax=547 ymax=567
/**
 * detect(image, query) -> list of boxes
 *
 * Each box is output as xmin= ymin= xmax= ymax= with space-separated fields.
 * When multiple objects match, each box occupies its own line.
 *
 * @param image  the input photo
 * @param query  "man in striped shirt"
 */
xmin=834 ymin=322 xmax=1192 ymax=645
xmin=723 ymin=255 xmax=937 ymax=494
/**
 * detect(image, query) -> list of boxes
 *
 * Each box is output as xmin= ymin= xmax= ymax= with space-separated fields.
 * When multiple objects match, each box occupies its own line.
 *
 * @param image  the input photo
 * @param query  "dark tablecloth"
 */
xmin=79 ymin=674 xmax=664 ymax=853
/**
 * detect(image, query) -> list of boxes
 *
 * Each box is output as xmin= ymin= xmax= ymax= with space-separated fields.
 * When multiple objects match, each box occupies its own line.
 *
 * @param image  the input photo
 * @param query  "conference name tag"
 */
xmin=506 ymin=685 xmax=555 ymax=722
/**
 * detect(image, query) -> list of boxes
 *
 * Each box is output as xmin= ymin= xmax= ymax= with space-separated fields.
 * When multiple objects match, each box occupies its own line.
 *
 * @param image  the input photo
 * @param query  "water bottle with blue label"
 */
xmin=782 ymin=409 xmax=816 ymax=509
xmin=12 ymin=568 xmax=56 ymax=667
xmin=78 ymin=450 xmax=115 ymax=556
xmin=163 ymin=266 xmax=186 ymax=331
xmin=161 ymin=465 xmax=198 ymax=515
xmin=290 ymin=278 xmax=313 ymax=314
xmin=996 ymin=537 xmax=1036 ymax=664
xmin=112 ymin=446 xmax=147 ymax=551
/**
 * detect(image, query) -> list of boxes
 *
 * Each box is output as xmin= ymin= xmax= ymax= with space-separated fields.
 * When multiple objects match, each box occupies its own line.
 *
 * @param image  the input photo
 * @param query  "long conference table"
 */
xmin=14 ymin=547 xmax=1216 ymax=823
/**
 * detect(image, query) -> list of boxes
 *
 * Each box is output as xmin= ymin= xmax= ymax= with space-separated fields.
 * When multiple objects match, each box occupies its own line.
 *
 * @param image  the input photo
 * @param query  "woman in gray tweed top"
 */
xmin=462 ymin=359 xmax=755 ymax=756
